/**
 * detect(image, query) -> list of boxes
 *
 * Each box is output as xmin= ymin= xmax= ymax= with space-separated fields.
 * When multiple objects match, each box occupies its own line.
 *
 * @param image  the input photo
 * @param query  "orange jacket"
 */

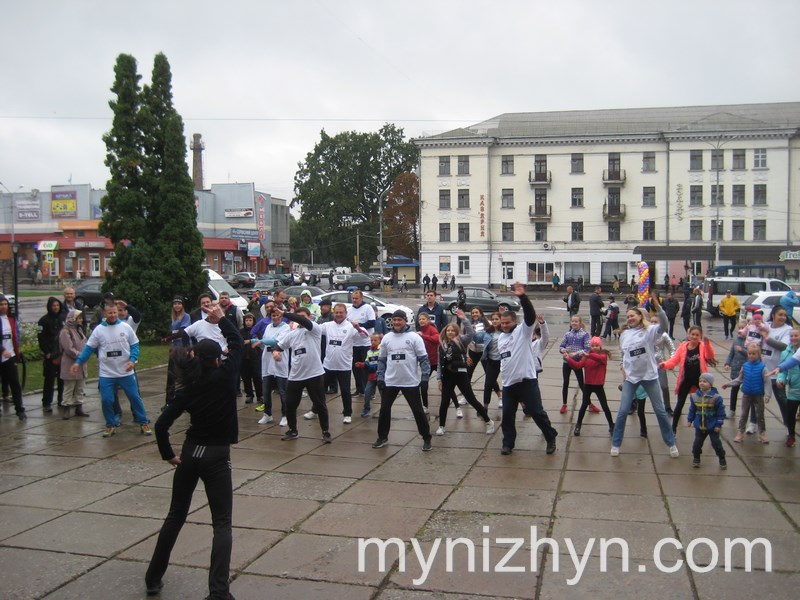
xmin=660 ymin=339 xmax=715 ymax=394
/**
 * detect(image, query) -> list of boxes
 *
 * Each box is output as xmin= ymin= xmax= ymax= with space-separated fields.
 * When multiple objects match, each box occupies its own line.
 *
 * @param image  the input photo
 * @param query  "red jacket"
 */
xmin=417 ymin=324 xmax=440 ymax=366
xmin=565 ymin=352 xmax=608 ymax=385
xmin=660 ymin=339 xmax=715 ymax=394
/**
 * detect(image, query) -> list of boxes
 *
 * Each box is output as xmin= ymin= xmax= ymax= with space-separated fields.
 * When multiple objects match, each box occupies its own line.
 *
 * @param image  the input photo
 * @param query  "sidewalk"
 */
xmin=0 ymin=330 xmax=797 ymax=599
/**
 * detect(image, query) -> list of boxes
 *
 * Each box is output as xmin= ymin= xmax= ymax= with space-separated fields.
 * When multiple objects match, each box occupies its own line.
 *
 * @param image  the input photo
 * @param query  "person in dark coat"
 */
xmin=37 ymin=296 xmax=64 ymax=412
xmin=661 ymin=292 xmax=681 ymax=339
xmin=588 ymin=286 xmax=604 ymax=337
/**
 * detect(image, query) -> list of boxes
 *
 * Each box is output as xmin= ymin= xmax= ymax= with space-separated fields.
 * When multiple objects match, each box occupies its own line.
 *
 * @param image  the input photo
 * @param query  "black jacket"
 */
xmin=37 ymin=297 xmax=64 ymax=358
xmin=589 ymin=292 xmax=604 ymax=316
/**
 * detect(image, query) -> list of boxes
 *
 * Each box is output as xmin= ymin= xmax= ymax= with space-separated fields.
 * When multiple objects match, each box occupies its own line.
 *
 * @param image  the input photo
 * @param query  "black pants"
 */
xmin=667 ymin=317 xmax=676 ymax=339
xmin=787 ymin=400 xmax=800 ymax=438
xmin=576 ymin=384 xmax=614 ymax=428
xmin=42 ymin=358 xmax=64 ymax=407
xmin=722 ymin=314 xmax=737 ymax=338
xmin=326 ymin=369 xmax=353 ymax=416
xmin=352 ymin=346 xmax=368 ymax=394
xmin=286 ymin=375 xmax=329 ymax=433
xmin=692 ymin=429 xmax=725 ymax=460
xmin=692 ymin=311 xmax=702 ymax=327
xmin=632 ymin=396 xmax=647 ymax=436
xmin=501 ymin=378 xmax=557 ymax=450
xmin=420 ymin=364 xmax=458 ymax=409
xmin=771 ymin=379 xmax=788 ymax=427
xmin=482 ymin=359 xmax=502 ymax=406
xmin=672 ymin=375 xmax=700 ymax=432
xmin=590 ymin=315 xmax=602 ymax=337
xmin=0 ymin=359 xmax=24 ymax=415
xmin=439 ymin=369 xmax=490 ymax=428
xmin=377 ymin=385 xmax=431 ymax=442
xmin=146 ymin=445 xmax=232 ymax=599
xmin=561 ymin=362 xmax=585 ymax=405
xmin=241 ymin=358 xmax=263 ymax=401
xmin=729 ymin=383 xmax=740 ymax=412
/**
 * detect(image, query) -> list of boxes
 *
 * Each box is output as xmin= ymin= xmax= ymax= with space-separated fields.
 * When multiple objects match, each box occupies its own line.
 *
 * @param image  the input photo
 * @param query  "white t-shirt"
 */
xmin=763 ymin=323 xmax=793 ymax=374
xmin=259 ymin=322 xmax=290 ymax=378
xmin=619 ymin=324 xmax=663 ymax=383
xmin=0 ymin=314 xmax=14 ymax=363
xmin=379 ymin=330 xmax=427 ymax=387
xmin=85 ymin=320 xmax=138 ymax=378
xmin=184 ymin=319 xmax=228 ymax=352
xmin=277 ymin=322 xmax=325 ymax=381
xmin=347 ymin=302 xmax=376 ymax=347
xmin=498 ymin=319 xmax=537 ymax=387
xmin=320 ymin=320 xmax=367 ymax=371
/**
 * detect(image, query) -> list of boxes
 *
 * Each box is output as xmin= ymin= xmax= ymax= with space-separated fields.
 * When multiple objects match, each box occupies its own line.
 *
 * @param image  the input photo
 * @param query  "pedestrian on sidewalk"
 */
xmin=723 ymin=325 xmax=748 ymax=421
xmin=723 ymin=344 xmax=772 ymax=444
xmin=58 ymin=310 xmax=90 ymax=419
xmin=564 ymin=336 xmax=614 ymax=436
xmin=558 ymin=315 xmax=590 ymax=415
xmin=686 ymin=373 xmax=728 ymax=469
xmin=0 ymin=294 xmax=26 ymax=420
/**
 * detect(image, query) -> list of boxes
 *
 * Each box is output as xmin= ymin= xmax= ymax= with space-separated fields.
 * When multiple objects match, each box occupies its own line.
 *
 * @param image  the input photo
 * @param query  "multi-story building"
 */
xmin=415 ymin=102 xmax=800 ymax=287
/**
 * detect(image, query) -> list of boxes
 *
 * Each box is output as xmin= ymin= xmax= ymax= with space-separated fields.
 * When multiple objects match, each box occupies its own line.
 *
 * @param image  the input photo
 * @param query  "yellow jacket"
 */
xmin=718 ymin=295 xmax=740 ymax=317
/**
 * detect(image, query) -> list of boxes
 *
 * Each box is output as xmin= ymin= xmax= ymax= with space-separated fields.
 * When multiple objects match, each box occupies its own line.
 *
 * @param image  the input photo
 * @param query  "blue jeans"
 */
xmin=612 ymin=379 xmax=675 ymax=448
xmin=364 ymin=379 xmax=377 ymax=410
xmin=99 ymin=375 xmax=148 ymax=427
xmin=262 ymin=375 xmax=287 ymax=417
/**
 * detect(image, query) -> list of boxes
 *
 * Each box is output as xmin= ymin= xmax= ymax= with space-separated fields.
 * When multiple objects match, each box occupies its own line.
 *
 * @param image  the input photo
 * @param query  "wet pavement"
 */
xmin=0 ymin=303 xmax=798 ymax=599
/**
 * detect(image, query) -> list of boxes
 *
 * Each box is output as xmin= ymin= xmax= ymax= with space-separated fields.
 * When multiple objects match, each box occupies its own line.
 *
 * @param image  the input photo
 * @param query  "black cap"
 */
xmin=194 ymin=339 xmax=222 ymax=360
xmin=172 ymin=296 xmax=184 ymax=304
xmin=319 ymin=298 xmax=332 ymax=306
xmin=392 ymin=309 xmax=407 ymax=320
xmin=102 ymin=292 xmax=115 ymax=302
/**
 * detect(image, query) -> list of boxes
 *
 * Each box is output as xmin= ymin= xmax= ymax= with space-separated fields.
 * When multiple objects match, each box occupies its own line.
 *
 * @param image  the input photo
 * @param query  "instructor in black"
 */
xmin=146 ymin=302 xmax=241 ymax=600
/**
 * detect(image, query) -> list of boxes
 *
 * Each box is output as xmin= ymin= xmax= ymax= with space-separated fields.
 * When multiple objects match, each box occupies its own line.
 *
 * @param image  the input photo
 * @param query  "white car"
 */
xmin=312 ymin=291 xmax=414 ymax=328
xmin=204 ymin=268 xmax=249 ymax=311
xmin=740 ymin=290 xmax=797 ymax=324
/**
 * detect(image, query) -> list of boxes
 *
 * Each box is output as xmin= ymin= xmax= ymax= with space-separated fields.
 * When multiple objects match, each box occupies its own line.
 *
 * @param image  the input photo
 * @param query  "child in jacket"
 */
xmin=723 ymin=344 xmax=772 ymax=444
xmin=686 ymin=373 xmax=727 ymax=469
xmin=776 ymin=328 xmax=800 ymax=447
xmin=565 ymin=336 xmax=614 ymax=436
xmin=355 ymin=333 xmax=382 ymax=418
xmin=723 ymin=326 xmax=748 ymax=418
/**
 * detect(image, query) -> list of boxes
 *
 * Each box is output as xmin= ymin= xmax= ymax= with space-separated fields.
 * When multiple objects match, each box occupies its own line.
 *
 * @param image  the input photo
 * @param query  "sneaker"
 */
xmin=303 ymin=411 xmax=317 ymax=420
xmin=43 ymin=404 xmax=53 ymax=413
xmin=734 ymin=432 xmax=744 ymax=443
xmin=245 ymin=396 xmax=254 ymax=404
xmin=456 ymin=408 xmax=463 ymax=419
xmin=435 ymin=426 xmax=445 ymax=436
xmin=610 ymin=446 xmax=620 ymax=457
xmin=501 ymin=446 xmax=512 ymax=455
xmin=641 ymin=430 xmax=648 ymax=438
xmin=352 ymin=391 xmax=362 ymax=397
xmin=573 ymin=425 xmax=581 ymax=436
xmin=546 ymin=438 xmax=557 ymax=455
xmin=360 ymin=408 xmax=370 ymax=418
xmin=145 ymin=580 xmax=164 ymax=596
xmin=588 ymin=403 xmax=601 ymax=414
xmin=422 ymin=440 xmax=432 ymax=452
xmin=17 ymin=411 xmax=27 ymax=421
xmin=279 ymin=416 xmax=288 ymax=427
xmin=728 ymin=410 xmax=736 ymax=420
xmin=719 ymin=456 xmax=728 ymax=470
xmin=786 ymin=436 xmax=796 ymax=448
xmin=458 ymin=397 xmax=467 ymax=406
xmin=669 ymin=445 xmax=680 ymax=458
xmin=485 ymin=420 xmax=495 ymax=435
xmin=372 ymin=437 xmax=388 ymax=449
xmin=322 ymin=431 xmax=332 ymax=443
xmin=103 ymin=426 xmax=117 ymax=438
xmin=758 ymin=432 xmax=769 ymax=444
xmin=343 ymin=416 xmax=352 ymax=424
xmin=281 ymin=430 xmax=299 ymax=441
xmin=559 ymin=404 xmax=567 ymax=414
xmin=140 ymin=424 xmax=153 ymax=436
xmin=666 ymin=408 xmax=674 ymax=417
xmin=497 ymin=401 xmax=503 ymax=409
xmin=255 ymin=403 xmax=265 ymax=412
xmin=746 ymin=422 xmax=757 ymax=434
xmin=692 ymin=457 xmax=701 ymax=468
xmin=423 ymin=407 xmax=430 ymax=415
xmin=258 ymin=414 xmax=273 ymax=425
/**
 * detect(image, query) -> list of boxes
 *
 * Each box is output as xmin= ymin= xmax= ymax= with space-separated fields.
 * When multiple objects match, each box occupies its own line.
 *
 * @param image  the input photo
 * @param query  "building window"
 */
xmin=457 ymin=155 xmax=469 ymax=175
xmin=501 ymin=188 xmax=514 ymax=208
xmin=502 ymin=262 xmax=514 ymax=281
xmin=643 ymin=221 xmax=656 ymax=241
xmin=439 ymin=156 xmax=450 ymax=176
xmin=534 ymin=188 xmax=547 ymax=211
xmin=732 ymin=185 xmax=745 ymax=206
xmin=602 ymin=262 xmax=627 ymax=284
xmin=732 ymin=149 xmax=746 ymax=170
xmin=689 ymin=185 xmax=703 ymax=206
xmin=608 ymin=152 xmax=621 ymax=177
xmin=608 ymin=221 xmax=620 ymax=241
xmin=642 ymin=186 xmax=656 ymax=207
xmin=501 ymin=155 xmax=514 ymax=174
xmin=571 ymin=222 xmax=584 ymax=241
xmin=457 ymin=189 xmax=470 ymax=209
xmin=571 ymin=188 xmax=584 ymax=208
xmin=439 ymin=223 xmax=450 ymax=242
xmin=642 ymin=152 xmax=656 ymax=172
xmin=689 ymin=150 xmax=703 ymax=170
xmin=534 ymin=154 xmax=548 ymax=177
xmin=527 ymin=262 xmax=556 ymax=283
xmin=458 ymin=222 xmax=470 ymax=242
xmin=564 ymin=262 xmax=590 ymax=285
xmin=502 ymin=222 xmax=514 ymax=242
xmin=439 ymin=255 xmax=451 ymax=273
xmin=690 ymin=220 xmax=703 ymax=241
xmin=438 ymin=189 xmax=451 ymax=209
xmin=711 ymin=219 xmax=723 ymax=241
xmin=571 ymin=153 xmax=584 ymax=174
xmin=458 ymin=255 xmax=470 ymax=275
xmin=753 ymin=184 xmax=767 ymax=205
xmin=753 ymin=220 xmax=766 ymax=241
xmin=732 ymin=220 xmax=745 ymax=241
xmin=754 ymin=148 xmax=767 ymax=169
xmin=535 ymin=222 xmax=547 ymax=242
xmin=711 ymin=149 xmax=724 ymax=171
xmin=711 ymin=185 xmax=724 ymax=206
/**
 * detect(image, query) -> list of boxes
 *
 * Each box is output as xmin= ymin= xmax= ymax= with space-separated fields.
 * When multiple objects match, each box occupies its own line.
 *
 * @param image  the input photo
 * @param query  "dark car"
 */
xmin=73 ymin=279 xmax=106 ymax=309
xmin=440 ymin=286 xmax=521 ymax=315
xmin=226 ymin=272 xmax=257 ymax=288
xmin=334 ymin=273 xmax=381 ymax=291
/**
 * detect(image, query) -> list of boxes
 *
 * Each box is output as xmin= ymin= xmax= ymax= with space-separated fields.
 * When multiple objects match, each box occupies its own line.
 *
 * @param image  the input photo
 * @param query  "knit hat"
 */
xmin=194 ymin=339 xmax=223 ymax=360
xmin=392 ymin=309 xmax=407 ymax=320
xmin=590 ymin=336 xmax=603 ymax=348
xmin=699 ymin=373 xmax=715 ymax=386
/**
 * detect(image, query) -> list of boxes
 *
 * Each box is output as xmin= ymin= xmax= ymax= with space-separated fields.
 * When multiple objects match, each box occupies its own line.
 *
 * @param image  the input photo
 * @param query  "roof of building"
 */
xmin=418 ymin=101 xmax=800 ymax=141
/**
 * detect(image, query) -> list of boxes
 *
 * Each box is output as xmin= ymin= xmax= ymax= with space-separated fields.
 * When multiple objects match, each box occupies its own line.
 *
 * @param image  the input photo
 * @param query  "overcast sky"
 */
xmin=2 ymin=0 xmax=799 ymax=203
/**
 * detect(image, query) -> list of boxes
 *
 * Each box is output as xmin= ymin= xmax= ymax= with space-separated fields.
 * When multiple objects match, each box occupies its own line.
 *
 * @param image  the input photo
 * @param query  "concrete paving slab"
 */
xmin=302 ymin=502 xmax=432 ymax=539
xmin=0 ymin=505 xmax=65 ymax=541
xmin=565 ymin=451 xmax=656 ymax=474
xmin=0 ymin=454 xmax=94 ymax=478
xmin=419 ymin=511 xmax=550 ymax=547
xmin=442 ymin=486 xmax=557 ymax=517
xmin=0 ymin=477 xmax=127 ymax=510
xmin=231 ymin=573 xmax=375 ymax=600
xmin=235 ymin=471 xmax=356 ymax=500
xmin=692 ymin=569 xmax=800 ymax=600
xmin=0 ymin=547 xmax=103 ymax=600
xmin=334 ymin=480 xmax=452 ymax=509
xmin=189 ymin=494 xmax=320 ymax=531
xmin=561 ymin=470 xmax=662 ymax=496
xmin=52 ymin=459 xmax=171 ymax=485
xmin=550 ymin=517 xmax=681 ymax=561
xmin=274 ymin=454 xmax=382 ymax=478
xmin=555 ymin=492 xmax=671 ymax=523
xmin=461 ymin=466 xmax=561 ymax=491
xmin=658 ymin=473 xmax=770 ymax=501
xmin=366 ymin=459 xmax=471 ymax=485
xmin=79 ymin=484 xmax=208 ymax=518
xmin=375 ymin=589 xmax=497 ymax=600
xmin=666 ymin=497 xmax=790 ymax=530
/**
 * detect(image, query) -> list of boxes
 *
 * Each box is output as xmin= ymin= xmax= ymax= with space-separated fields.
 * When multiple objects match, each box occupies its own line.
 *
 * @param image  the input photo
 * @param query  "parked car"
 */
xmin=332 ymin=272 xmax=381 ymax=291
xmin=368 ymin=272 xmax=392 ymax=284
xmin=439 ymin=286 xmax=521 ymax=315
xmin=703 ymin=276 xmax=791 ymax=317
xmin=740 ymin=291 xmax=797 ymax=324
xmin=205 ymin=268 xmax=249 ymax=310
xmin=312 ymin=291 xmax=414 ymax=328
xmin=73 ymin=279 xmax=106 ymax=309
xmin=276 ymin=285 xmax=326 ymax=299
xmin=226 ymin=271 xmax=257 ymax=288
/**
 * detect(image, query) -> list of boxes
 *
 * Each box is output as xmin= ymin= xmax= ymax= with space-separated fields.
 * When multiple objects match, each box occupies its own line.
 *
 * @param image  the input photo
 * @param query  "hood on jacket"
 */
xmin=64 ymin=309 xmax=83 ymax=328
xmin=47 ymin=296 xmax=62 ymax=314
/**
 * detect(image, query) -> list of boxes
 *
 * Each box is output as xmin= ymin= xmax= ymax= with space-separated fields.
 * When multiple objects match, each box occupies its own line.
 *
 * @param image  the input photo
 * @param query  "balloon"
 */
xmin=637 ymin=262 xmax=650 ymax=306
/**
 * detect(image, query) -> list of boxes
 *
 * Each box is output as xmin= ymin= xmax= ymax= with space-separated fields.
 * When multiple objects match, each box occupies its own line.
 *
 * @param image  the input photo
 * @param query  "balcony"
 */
xmin=528 ymin=204 xmax=552 ymax=221
xmin=528 ymin=170 xmax=552 ymax=187
xmin=602 ymin=203 xmax=626 ymax=221
xmin=602 ymin=169 xmax=626 ymax=185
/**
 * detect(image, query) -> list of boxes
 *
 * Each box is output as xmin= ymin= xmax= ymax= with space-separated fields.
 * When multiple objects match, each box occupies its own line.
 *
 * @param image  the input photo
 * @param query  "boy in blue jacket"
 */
xmin=687 ymin=373 xmax=727 ymax=469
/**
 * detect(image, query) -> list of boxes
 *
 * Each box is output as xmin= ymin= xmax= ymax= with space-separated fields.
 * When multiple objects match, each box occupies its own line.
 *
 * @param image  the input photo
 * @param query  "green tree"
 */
xmin=292 ymin=124 xmax=418 ymax=267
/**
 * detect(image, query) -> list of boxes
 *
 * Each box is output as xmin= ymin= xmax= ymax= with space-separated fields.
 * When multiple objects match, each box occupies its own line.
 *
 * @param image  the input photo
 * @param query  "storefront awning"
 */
xmin=38 ymin=240 xmax=58 ymax=250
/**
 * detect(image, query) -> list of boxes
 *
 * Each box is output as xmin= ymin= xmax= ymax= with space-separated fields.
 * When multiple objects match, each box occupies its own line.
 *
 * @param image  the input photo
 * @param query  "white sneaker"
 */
xmin=456 ymin=408 xmax=464 ymax=419
xmin=303 ymin=411 xmax=317 ymax=420
xmin=485 ymin=420 xmax=495 ymax=434
xmin=258 ymin=414 xmax=273 ymax=425
xmin=669 ymin=445 xmax=680 ymax=458
xmin=610 ymin=446 xmax=620 ymax=457
xmin=423 ymin=407 xmax=429 ymax=415
xmin=498 ymin=401 xmax=503 ymax=409
xmin=343 ymin=416 xmax=352 ymax=424
xmin=746 ymin=422 xmax=757 ymax=434
xmin=435 ymin=426 xmax=445 ymax=436
xmin=279 ymin=416 xmax=288 ymax=427
xmin=458 ymin=397 xmax=467 ymax=406
xmin=302 ymin=390 xmax=309 ymax=397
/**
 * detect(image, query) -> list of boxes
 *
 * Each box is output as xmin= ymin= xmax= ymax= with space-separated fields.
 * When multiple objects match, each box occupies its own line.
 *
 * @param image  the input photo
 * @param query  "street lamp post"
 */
xmin=366 ymin=186 xmax=389 ymax=289
xmin=0 ymin=182 xmax=23 ymax=318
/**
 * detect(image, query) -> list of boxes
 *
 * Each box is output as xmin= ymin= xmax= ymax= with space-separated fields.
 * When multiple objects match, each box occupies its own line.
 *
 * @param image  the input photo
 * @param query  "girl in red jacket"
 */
xmin=564 ymin=336 xmax=614 ymax=436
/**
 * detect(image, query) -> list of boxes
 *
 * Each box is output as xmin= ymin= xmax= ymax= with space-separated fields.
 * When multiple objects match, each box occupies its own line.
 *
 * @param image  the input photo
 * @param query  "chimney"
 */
xmin=190 ymin=133 xmax=204 ymax=190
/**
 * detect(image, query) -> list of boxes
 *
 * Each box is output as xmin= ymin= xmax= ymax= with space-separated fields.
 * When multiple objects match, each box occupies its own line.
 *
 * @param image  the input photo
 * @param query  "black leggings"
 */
xmin=482 ymin=359 xmax=502 ymax=406
xmin=286 ymin=375 xmax=329 ymax=433
xmin=562 ymin=362 xmax=585 ymax=405
xmin=576 ymin=384 xmax=614 ymax=428
xmin=439 ymin=370 xmax=490 ymax=428
xmin=672 ymin=375 xmax=700 ymax=432
xmin=420 ymin=364 xmax=458 ymax=409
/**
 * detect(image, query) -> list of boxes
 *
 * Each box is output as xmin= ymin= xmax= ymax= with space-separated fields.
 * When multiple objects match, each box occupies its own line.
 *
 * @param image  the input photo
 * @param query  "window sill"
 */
xmin=753 ymin=203 xmax=768 ymax=207
xmin=570 ymin=205 xmax=585 ymax=209
xmin=641 ymin=204 xmax=657 ymax=209
xmin=570 ymin=171 xmax=585 ymax=175
xmin=688 ymin=168 xmax=705 ymax=172
xmin=438 ymin=206 xmax=451 ymax=210
xmin=731 ymin=167 xmax=747 ymax=172
xmin=500 ymin=172 xmax=515 ymax=176
xmin=641 ymin=170 xmax=658 ymax=174
xmin=438 ymin=173 xmax=451 ymax=177
xmin=500 ymin=206 xmax=515 ymax=209
xmin=753 ymin=167 xmax=770 ymax=171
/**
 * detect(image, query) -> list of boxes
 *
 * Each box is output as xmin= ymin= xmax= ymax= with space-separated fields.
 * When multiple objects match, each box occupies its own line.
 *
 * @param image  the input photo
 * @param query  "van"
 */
xmin=204 ymin=268 xmax=249 ymax=311
xmin=703 ymin=277 xmax=791 ymax=316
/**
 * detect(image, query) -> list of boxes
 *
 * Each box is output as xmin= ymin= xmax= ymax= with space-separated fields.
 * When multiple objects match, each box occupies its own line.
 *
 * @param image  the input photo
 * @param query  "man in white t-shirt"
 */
xmin=347 ymin=290 xmax=376 ymax=396
xmin=372 ymin=310 xmax=432 ymax=451
xmin=182 ymin=293 xmax=228 ymax=352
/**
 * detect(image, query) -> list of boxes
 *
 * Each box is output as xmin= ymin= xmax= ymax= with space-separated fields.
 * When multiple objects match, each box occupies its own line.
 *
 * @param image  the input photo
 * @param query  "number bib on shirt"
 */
xmin=390 ymin=353 xmax=406 ymax=361
xmin=629 ymin=347 xmax=646 ymax=357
